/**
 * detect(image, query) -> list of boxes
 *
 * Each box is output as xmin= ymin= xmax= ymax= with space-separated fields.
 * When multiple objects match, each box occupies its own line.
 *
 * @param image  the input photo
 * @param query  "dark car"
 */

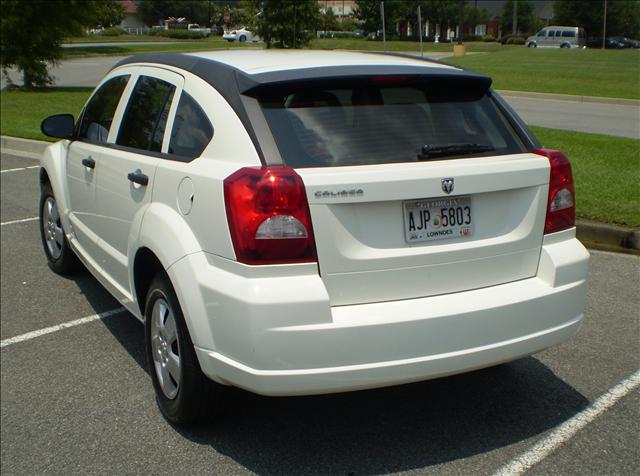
xmin=609 ymin=36 xmax=640 ymax=48
xmin=586 ymin=37 xmax=625 ymax=49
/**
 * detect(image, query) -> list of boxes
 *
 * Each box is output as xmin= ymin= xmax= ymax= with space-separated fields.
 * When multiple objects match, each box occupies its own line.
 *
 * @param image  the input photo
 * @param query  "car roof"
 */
xmin=183 ymin=50 xmax=454 ymax=74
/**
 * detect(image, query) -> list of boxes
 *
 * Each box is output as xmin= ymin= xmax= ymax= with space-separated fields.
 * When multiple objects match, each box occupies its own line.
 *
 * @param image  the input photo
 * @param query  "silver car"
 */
xmin=526 ymin=26 xmax=586 ymax=48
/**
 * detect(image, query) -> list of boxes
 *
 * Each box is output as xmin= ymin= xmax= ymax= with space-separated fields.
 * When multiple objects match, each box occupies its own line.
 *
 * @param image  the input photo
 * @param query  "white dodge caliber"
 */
xmin=39 ymin=50 xmax=589 ymax=425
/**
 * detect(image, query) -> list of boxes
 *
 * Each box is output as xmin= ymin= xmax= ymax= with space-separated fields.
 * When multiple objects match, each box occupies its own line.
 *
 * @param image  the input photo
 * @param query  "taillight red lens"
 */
xmin=533 ymin=148 xmax=576 ymax=234
xmin=223 ymin=166 xmax=317 ymax=265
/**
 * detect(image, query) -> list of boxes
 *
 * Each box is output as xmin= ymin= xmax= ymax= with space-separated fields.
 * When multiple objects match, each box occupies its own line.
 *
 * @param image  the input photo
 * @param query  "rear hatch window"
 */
xmin=256 ymin=78 xmax=525 ymax=168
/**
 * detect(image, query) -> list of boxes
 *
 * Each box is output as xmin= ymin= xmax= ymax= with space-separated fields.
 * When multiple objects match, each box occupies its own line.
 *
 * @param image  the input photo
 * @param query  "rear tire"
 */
xmin=144 ymin=271 xmax=222 ymax=425
xmin=239 ymin=35 xmax=247 ymax=42
xmin=561 ymin=43 xmax=570 ymax=48
xmin=39 ymin=182 xmax=81 ymax=275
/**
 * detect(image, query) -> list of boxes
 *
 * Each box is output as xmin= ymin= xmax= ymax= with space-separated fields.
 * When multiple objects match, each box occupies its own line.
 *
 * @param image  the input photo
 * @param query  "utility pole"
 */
xmin=418 ymin=5 xmax=423 ymax=56
xmin=381 ymin=2 xmax=386 ymax=52
xmin=602 ymin=0 xmax=607 ymax=49
xmin=513 ymin=0 xmax=518 ymax=35
xmin=458 ymin=0 xmax=464 ymax=45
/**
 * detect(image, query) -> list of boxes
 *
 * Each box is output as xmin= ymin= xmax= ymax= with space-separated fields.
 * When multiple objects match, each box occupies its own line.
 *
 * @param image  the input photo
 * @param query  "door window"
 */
xmin=168 ymin=92 xmax=213 ymax=159
xmin=78 ymin=75 xmax=130 ymax=143
xmin=116 ymin=75 xmax=176 ymax=152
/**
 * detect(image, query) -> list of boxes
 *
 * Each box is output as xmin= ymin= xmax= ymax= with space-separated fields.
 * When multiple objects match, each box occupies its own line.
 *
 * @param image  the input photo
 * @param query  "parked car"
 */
xmin=222 ymin=27 xmax=260 ymax=42
xmin=39 ymin=50 xmax=589 ymax=425
xmin=526 ymin=26 xmax=586 ymax=48
xmin=586 ymin=37 xmax=626 ymax=49
xmin=367 ymin=29 xmax=400 ymax=41
xmin=608 ymin=36 xmax=640 ymax=48
xmin=186 ymin=24 xmax=212 ymax=37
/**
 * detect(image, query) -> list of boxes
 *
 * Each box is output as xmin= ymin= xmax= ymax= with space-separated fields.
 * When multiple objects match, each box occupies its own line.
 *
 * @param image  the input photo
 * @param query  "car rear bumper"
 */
xmin=170 ymin=229 xmax=589 ymax=396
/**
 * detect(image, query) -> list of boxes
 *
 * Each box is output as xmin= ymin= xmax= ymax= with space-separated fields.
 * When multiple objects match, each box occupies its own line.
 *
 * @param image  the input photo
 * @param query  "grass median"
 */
xmin=1 ymin=87 xmax=638 ymax=226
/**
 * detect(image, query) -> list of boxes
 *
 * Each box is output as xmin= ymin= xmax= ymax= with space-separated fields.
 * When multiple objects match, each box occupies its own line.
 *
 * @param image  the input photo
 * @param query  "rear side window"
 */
xmin=562 ymin=30 xmax=576 ymax=37
xmin=168 ymin=92 xmax=213 ymax=158
xmin=258 ymin=81 xmax=525 ymax=168
xmin=78 ymin=75 xmax=130 ymax=143
xmin=117 ymin=75 xmax=176 ymax=152
xmin=548 ymin=30 xmax=556 ymax=37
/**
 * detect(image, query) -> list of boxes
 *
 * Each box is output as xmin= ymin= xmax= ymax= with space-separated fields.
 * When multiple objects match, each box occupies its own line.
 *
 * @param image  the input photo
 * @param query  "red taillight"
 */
xmin=533 ymin=148 xmax=575 ymax=234
xmin=223 ymin=166 xmax=317 ymax=265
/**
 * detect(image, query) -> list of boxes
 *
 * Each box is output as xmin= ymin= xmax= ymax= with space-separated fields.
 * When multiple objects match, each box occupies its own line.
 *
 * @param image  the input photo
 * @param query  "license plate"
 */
xmin=403 ymin=196 xmax=473 ymax=243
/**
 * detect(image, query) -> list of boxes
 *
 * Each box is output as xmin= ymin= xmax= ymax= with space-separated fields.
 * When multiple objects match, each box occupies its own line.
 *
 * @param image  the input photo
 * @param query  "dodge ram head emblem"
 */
xmin=441 ymin=178 xmax=454 ymax=194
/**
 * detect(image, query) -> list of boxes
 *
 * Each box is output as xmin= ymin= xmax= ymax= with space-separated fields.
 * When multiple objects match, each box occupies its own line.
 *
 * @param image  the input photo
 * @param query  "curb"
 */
xmin=1 ymin=135 xmax=50 ymax=160
xmin=2 ymin=135 xmax=638 ymax=253
xmin=576 ymin=220 xmax=640 ymax=254
xmin=497 ymin=90 xmax=640 ymax=107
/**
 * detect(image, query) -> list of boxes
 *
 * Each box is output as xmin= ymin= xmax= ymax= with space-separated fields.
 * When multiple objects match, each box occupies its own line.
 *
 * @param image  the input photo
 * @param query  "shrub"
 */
xmin=507 ymin=36 xmax=526 ymax=45
xmin=153 ymin=30 xmax=204 ymax=39
xmin=101 ymin=27 xmax=127 ymax=36
xmin=482 ymin=34 xmax=496 ymax=42
xmin=500 ymin=34 xmax=526 ymax=44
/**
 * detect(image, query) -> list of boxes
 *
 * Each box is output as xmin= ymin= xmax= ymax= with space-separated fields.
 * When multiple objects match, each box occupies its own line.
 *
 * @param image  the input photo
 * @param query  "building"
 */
xmin=117 ymin=0 xmax=146 ymax=32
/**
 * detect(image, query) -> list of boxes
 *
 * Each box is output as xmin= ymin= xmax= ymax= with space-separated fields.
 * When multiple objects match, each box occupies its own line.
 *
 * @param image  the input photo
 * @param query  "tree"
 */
xmin=321 ymin=6 xmax=339 ymax=32
xmin=501 ymin=0 xmax=535 ymax=35
xmin=247 ymin=0 xmax=320 ymax=48
xmin=95 ymin=0 xmax=126 ymax=28
xmin=1 ymin=0 xmax=123 ymax=88
xmin=553 ymin=0 xmax=640 ymax=38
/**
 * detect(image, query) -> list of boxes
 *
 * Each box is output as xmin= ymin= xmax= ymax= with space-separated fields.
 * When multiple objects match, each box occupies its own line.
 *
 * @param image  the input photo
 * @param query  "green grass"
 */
xmin=0 ymin=88 xmax=91 ymax=141
xmin=445 ymin=47 xmax=640 ymax=99
xmin=308 ymin=37 xmax=506 ymax=53
xmin=1 ymin=88 xmax=637 ymax=225
xmin=532 ymin=126 xmax=640 ymax=226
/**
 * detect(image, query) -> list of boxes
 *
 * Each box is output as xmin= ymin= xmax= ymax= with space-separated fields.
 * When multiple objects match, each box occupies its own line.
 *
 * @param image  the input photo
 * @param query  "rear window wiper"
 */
xmin=417 ymin=143 xmax=495 ymax=160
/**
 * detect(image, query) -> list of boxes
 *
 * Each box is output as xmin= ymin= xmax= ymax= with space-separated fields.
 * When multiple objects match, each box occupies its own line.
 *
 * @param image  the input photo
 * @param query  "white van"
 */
xmin=526 ymin=26 xmax=586 ymax=48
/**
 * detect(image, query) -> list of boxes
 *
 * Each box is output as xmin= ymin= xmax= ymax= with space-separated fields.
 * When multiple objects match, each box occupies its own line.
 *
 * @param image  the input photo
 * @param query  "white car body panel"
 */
xmin=39 ymin=51 xmax=589 ymax=397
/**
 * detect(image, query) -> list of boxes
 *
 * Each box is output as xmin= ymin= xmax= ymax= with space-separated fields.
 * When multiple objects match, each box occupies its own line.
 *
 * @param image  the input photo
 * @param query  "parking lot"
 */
xmin=1 ymin=150 xmax=638 ymax=475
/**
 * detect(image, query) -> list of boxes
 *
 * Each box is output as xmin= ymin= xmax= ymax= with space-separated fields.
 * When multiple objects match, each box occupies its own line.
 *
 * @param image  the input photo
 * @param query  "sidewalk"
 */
xmin=2 ymin=135 xmax=638 ymax=254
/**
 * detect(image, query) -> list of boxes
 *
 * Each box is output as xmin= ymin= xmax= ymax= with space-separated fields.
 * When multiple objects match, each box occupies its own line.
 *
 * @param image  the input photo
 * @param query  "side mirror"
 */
xmin=41 ymin=114 xmax=75 ymax=139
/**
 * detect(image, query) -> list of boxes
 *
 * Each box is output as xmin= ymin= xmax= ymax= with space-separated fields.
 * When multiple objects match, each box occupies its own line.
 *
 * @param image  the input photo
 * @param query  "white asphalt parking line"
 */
xmin=0 ymin=216 xmax=38 ymax=226
xmin=0 ymin=308 xmax=127 ymax=348
xmin=492 ymin=369 xmax=640 ymax=476
xmin=0 ymin=165 xmax=39 ymax=173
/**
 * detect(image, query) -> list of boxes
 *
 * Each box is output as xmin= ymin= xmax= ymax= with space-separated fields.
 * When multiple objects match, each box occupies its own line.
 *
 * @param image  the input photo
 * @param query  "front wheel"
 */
xmin=528 ymin=42 xmax=537 ymax=48
xmin=145 ymin=271 xmax=223 ymax=425
xmin=39 ymin=183 xmax=80 ymax=274
xmin=239 ymin=35 xmax=247 ymax=42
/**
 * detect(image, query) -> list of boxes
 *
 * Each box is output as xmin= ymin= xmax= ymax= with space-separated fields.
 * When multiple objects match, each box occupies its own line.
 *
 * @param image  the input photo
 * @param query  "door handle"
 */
xmin=127 ymin=171 xmax=149 ymax=186
xmin=81 ymin=157 xmax=96 ymax=169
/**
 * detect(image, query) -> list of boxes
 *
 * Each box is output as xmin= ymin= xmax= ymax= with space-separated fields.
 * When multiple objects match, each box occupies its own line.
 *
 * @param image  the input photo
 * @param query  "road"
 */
xmin=1 ymin=150 xmax=639 ymax=475
xmin=2 ymin=54 xmax=638 ymax=139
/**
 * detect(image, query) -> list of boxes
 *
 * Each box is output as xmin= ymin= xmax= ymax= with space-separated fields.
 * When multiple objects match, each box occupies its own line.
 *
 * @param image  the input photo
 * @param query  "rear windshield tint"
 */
xmin=258 ymin=81 xmax=525 ymax=168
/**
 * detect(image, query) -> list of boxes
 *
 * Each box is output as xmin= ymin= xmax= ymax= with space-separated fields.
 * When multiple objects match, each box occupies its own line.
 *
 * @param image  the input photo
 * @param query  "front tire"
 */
xmin=239 ymin=35 xmax=247 ymax=42
xmin=528 ymin=42 xmax=537 ymax=48
xmin=39 ymin=182 xmax=80 ymax=274
xmin=145 ymin=271 xmax=221 ymax=425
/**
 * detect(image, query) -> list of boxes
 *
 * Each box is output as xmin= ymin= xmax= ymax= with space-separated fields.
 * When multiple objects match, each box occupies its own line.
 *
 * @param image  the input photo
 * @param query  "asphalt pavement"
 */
xmin=2 ymin=54 xmax=638 ymax=139
xmin=1 ymin=150 xmax=639 ymax=475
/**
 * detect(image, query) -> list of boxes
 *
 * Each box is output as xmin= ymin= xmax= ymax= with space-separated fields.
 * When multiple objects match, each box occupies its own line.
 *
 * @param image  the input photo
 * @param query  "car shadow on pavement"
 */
xmin=186 ymin=360 xmax=588 ymax=474
xmin=79 ymin=274 xmax=589 ymax=474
